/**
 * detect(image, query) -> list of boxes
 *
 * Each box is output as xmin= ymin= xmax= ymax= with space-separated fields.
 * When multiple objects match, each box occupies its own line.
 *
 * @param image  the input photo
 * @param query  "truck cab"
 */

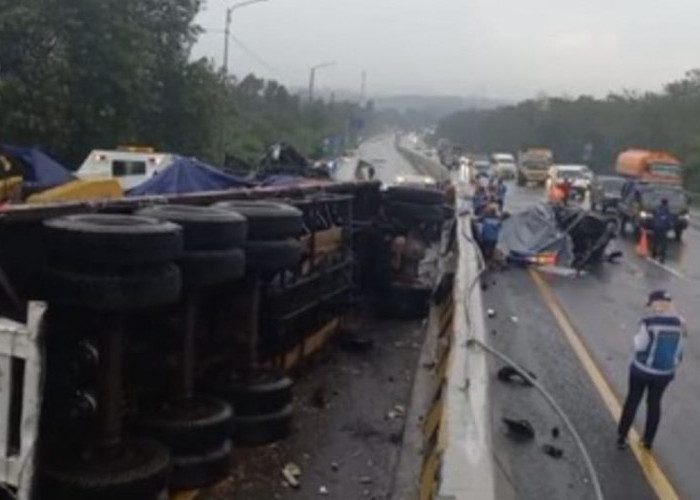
xmin=517 ymin=149 xmax=553 ymax=186
xmin=618 ymin=181 xmax=690 ymax=240
xmin=615 ymin=149 xmax=682 ymax=185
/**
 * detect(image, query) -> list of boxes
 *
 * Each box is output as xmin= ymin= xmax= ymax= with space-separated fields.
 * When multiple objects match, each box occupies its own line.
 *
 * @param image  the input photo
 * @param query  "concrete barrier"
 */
xmin=413 ymin=181 xmax=496 ymax=500
xmin=393 ymin=138 xmax=450 ymax=183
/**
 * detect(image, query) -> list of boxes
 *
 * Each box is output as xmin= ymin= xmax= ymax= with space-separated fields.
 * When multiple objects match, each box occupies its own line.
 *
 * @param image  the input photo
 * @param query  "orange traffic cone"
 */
xmin=636 ymin=229 xmax=649 ymax=257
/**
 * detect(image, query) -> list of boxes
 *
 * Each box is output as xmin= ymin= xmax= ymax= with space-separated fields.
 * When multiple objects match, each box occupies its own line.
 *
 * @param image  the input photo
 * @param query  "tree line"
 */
xmin=0 ymin=0 xmax=368 ymax=168
xmin=436 ymin=70 xmax=700 ymax=190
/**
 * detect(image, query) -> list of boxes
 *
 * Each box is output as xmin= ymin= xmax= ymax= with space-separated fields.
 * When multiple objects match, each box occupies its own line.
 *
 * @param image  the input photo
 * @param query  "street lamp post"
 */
xmin=308 ymin=61 xmax=337 ymax=103
xmin=223 ymin=0 xmax=268 ymax=76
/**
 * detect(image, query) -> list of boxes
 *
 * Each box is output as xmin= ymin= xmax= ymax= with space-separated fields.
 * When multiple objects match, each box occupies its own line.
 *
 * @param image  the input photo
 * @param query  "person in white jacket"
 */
xmin=617 ymin=290 xmax=686 ymax=450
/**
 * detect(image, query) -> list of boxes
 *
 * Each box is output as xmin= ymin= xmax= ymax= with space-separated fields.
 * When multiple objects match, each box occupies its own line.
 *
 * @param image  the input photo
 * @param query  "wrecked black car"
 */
xmin=497 ymin=203 xmax=617 ymax=269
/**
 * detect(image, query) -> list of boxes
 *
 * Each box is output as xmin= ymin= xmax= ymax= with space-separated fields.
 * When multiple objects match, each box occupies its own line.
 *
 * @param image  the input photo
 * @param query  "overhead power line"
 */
xmin=227 ymin=33 xmax=280 ymax=77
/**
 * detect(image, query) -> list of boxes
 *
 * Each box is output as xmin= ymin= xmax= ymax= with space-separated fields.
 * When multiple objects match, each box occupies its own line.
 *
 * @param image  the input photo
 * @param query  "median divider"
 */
xmin=393 ymin=182 xmax=496 ymax=500
xmin=393 ymin=137 xmax=450 ymax=183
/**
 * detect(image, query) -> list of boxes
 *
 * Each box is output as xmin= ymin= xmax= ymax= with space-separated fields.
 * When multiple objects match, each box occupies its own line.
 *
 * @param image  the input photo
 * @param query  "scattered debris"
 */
xmin=511 ymin=316 xmax=519 ymax=323
xmin=360 ymin=476 xmax=373 ymax=484
xmin=496 ymin=366 xmax=535 ymax=386
xmin=502 ymin=417 xmax=535 ymax=441
xmin=606 ymin=250 xmax=623 ymax=263
xmin=282 ymin=463 xmax=302 ymax=488
xmin=393 ymin=404 xmax=406 ymax=416
xmin=487 ymin=308 xmax=496 ymax=318
xmin=542 ymin=444 xmax=564 ymax=459
xmin=551 ymin=426 xmax=560 ymax=439
xmin=389 ymin=431 xmax=403 ymax=444
xmin=422 ymin=361 xmax=436 ymax=369
xmin=310 ymin=386 xmax=327 ymax=408
xmin=331 ymin=461 xmax=339 ymax=472
xmin=319 ymin=485 xmax=329 ymax=495
xmin=340 ymin=334 xmax=374 ymax=353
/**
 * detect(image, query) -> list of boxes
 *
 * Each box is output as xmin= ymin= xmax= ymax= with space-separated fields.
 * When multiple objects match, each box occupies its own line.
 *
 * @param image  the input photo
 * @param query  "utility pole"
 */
xmin=222 ymin=0 xmax=269 ymax=76
xmin=219 ymin=0 xmax=269 ymax=164
xmin=223 ymin=9 xmax=232 ymax=75
xmin=308 ymin=61 xmax=336 ymax=103
xmin=360 ymin=70 xmax=367 ymax=105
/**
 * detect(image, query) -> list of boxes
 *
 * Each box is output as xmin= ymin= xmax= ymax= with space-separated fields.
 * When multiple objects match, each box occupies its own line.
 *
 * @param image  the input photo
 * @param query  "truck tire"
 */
xmin=45 ymin=214 xmax=183 ymax=267
xmin=169 ymin=440 xmax=232 ymax=491
xmin=179 ymin=248 xmax=245 ymax=288
xmin=215 ymin=369 xmax=293 ymax=416
xmin=385 ymin=186 xmax=445 ymax=205
xmin=233 ymin=405 xmax=293 ymax=445
xmin=213 ymin=201 xmax=303 ymax=239
xmin=244 ymin=239 xmax=303 ymax=273
xmin=45 ymin=265 xmax=181 ymax=311
xmin=133 ymin=397 xmax=233 ymax=454
xmin=39 ymin=438 xmax=170 ymax=500
xmin=137 ymin=205 xmax=247 ymax=251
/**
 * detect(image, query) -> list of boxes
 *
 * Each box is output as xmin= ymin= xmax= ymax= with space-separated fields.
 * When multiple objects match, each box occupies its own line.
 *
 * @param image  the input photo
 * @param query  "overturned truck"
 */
xmin=0 ymin=178 xmax=449 ymax=499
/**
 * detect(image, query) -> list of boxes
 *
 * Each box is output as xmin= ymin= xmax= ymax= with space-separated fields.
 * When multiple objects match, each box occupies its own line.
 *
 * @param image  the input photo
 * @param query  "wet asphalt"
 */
xmin=486 ymin=183 xmax=699 ymax=499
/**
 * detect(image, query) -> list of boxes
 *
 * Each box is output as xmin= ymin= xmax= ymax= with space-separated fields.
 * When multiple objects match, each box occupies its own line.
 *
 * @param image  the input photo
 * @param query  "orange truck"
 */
xmin=614 ymin=149 xmax=682 ymax=185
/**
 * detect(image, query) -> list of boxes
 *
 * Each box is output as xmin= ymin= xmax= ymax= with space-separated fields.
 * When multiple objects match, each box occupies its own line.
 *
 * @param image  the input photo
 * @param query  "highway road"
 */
xmin=334 ymin=135 xmax=417 ymax=185
xmin=486 ymin=182 xmax=700 ymax=499
xmin=336 ymin=137 xmax=699 ymax=498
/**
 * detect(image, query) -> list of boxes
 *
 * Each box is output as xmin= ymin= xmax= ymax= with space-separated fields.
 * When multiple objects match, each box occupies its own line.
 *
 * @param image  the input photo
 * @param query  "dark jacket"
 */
xmin=652 ymin=204 xmax=672 ymax=232
xmin=480 ymin=214 xmax=502 ymax=244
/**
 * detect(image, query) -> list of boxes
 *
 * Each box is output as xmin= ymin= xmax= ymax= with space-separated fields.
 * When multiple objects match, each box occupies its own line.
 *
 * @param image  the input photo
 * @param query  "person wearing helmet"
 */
xmin=617 ymin=290 xmax=686 ymax=450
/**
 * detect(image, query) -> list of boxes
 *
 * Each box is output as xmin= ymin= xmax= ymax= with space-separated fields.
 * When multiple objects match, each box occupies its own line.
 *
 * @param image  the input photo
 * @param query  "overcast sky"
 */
xmin=193 ymin=0 xmax=700 ymax=100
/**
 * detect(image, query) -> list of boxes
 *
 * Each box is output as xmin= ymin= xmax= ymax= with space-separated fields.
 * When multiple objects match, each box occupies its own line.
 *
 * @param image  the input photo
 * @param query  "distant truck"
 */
xmin=614 ymin=149 xmax=682 ymax=185
xmin=517 ymin=148 xmax=553 ymax=186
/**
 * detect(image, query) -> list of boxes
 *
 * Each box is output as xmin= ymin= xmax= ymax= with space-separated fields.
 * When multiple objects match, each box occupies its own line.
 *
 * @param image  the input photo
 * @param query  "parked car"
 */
xmin=617 ymin=181 xmax=690 ymax=240
xmin=546 ymin=165 xmax=592 ymax=201
xmin=590 ymin=175 xmax=625 ymax=213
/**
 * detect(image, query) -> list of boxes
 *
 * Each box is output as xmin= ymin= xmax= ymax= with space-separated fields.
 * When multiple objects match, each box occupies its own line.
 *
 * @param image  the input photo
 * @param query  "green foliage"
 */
xmin=436 ymin=71 xmax=700 ymax=191
xmin=0 ymin=0 xmax=366 ymax=168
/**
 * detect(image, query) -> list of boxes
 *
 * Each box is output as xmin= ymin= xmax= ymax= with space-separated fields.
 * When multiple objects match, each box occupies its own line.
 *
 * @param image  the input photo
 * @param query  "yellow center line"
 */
xmin=529 ymin=269 xmax=679 ymax=500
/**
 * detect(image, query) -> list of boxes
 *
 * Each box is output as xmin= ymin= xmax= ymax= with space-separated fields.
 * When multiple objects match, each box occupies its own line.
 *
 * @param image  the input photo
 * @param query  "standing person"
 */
xmin=651 ymin=198 xmax=671 ymax=263
xmin=496 ymin=177 xmax=507 ymax=212
xmin=478 ymin=204 xmax=502 ymax=264
xmin=473 ymin=185 xmax=490 ymax=217
xmin=617 ymin=290 xmax=686 ymax=450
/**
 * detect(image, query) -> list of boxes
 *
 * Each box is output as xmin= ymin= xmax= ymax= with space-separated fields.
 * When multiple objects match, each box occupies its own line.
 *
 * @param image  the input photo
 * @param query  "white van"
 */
xmin=76 ymin=147 xmax=175 ymax=190
xmin=490 ymin=153 xmax=517 ymax=179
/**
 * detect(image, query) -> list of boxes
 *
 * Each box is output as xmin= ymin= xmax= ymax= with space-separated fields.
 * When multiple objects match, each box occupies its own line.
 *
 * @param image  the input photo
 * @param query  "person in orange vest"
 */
xmin=550 ymin=180 xmax=566 ymax=204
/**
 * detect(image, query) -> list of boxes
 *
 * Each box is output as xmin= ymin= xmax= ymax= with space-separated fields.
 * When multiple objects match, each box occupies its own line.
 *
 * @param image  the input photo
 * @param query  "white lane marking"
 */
xmin=644 ymin=257 xmax=687 ymax=280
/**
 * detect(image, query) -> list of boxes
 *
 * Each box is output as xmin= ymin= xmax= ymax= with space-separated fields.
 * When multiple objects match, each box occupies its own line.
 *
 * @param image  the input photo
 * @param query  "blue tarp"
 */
xmin=128 ymin=156 xmax=252 ymax=196
xmin=3 ymin=145 xmax=74 ymax=188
